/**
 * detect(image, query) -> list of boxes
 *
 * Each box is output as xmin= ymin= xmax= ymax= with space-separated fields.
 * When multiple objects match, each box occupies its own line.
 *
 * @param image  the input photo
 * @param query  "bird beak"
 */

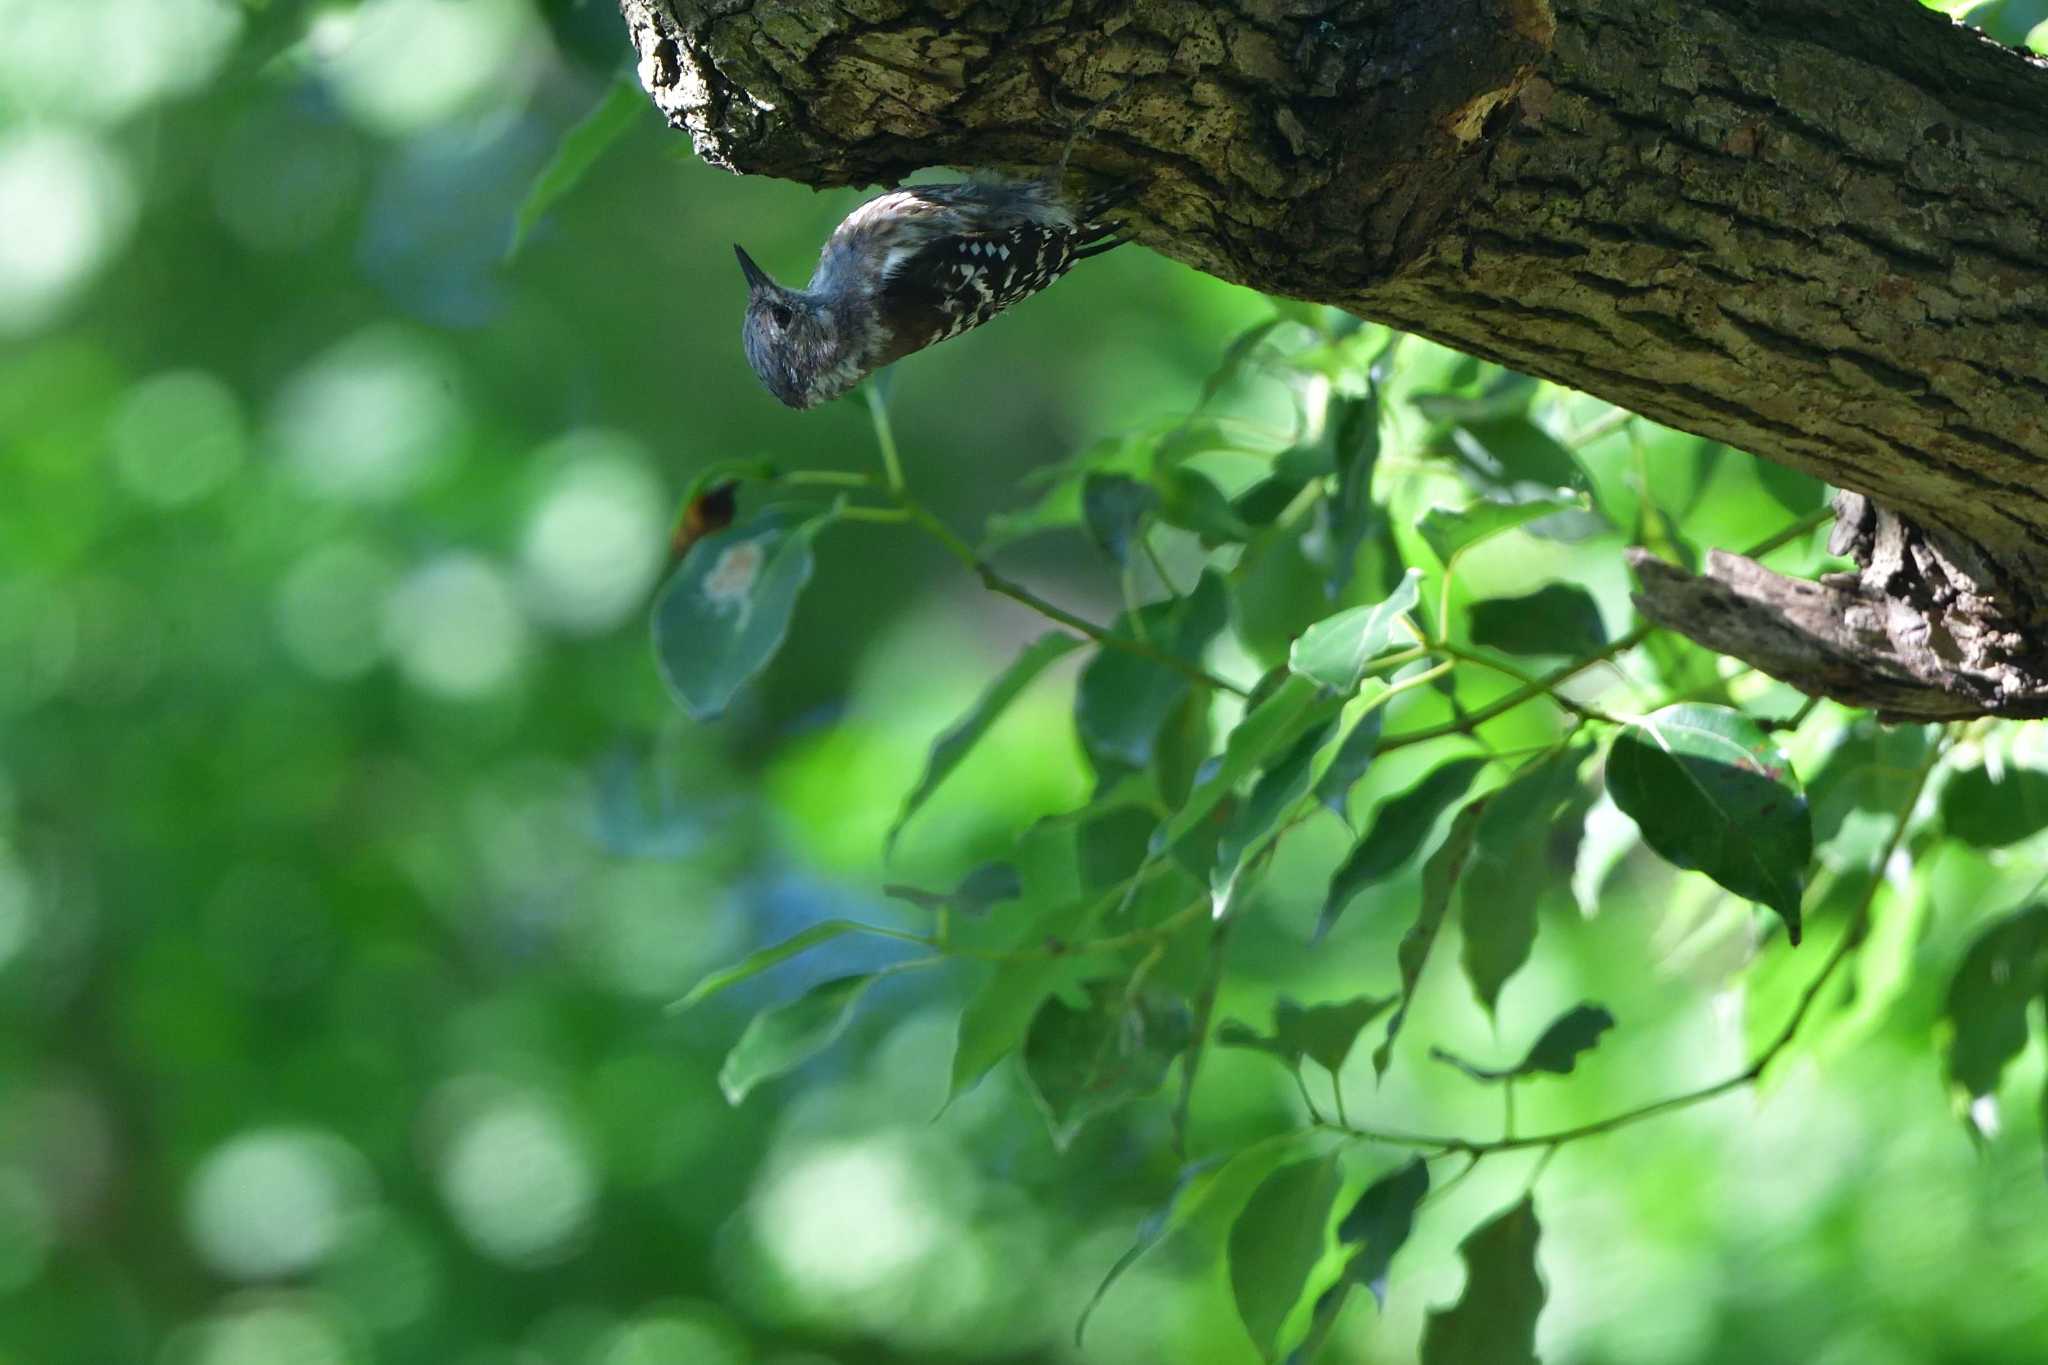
xmin=733 ymin=243 xmax=774 ymax=292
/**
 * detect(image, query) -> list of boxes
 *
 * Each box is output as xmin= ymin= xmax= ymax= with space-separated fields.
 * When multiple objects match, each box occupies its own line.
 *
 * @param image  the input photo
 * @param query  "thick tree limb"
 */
xmin=618 ymin=0 xmax=2048 ymax=720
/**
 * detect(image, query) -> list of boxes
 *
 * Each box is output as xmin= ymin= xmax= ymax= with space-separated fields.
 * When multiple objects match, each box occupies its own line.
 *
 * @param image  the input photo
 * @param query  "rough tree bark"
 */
xmin=617 ymin=0 xmax=2048 ymax=721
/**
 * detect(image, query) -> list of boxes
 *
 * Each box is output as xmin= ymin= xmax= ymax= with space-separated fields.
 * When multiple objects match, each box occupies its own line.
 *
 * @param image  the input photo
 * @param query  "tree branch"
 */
xmin=618 ymin=0 xmax=2048 ymax=719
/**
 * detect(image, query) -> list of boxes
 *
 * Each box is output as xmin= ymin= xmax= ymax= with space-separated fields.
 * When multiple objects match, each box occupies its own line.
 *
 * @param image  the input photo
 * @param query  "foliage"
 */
xmin=5 ymin=2 xmax=2048 ymax=1364
xmin=658 ymin=282 xmax=2047 ymax=1356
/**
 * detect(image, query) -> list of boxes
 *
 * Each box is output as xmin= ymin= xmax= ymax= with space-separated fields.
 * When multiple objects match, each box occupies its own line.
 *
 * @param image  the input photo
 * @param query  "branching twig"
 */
xmin=1318 ymin=726 xmax=1946 ymax=1160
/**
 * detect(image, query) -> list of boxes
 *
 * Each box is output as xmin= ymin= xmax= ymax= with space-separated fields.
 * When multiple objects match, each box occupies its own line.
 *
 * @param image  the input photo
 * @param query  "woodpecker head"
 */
xmin=736 ymin=244 xmax=854 ymax=410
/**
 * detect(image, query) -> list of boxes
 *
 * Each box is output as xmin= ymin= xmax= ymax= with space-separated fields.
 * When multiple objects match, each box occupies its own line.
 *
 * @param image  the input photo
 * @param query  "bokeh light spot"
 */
xmin=0 ymin=0 xmax=241 ymax=124
xmin=314 ymin=0 xmax=542 ymax=136
xmin=185 ymin=1297 xmax=360 ymax=1365
xmin=185 ymin=1130 xmax=368 ymax=1281
xmin=384 ymin=554 xmax=529 ymax=697
xmin=519 ymin=432 xmax=668 ymax=633
xmin=0 ymin=128 xmax=134 ymax=335
xmin=320 ymin=1212 xmax=442 ymax=1332
xmin=270 ymin=326 xmax=466 ymax=502
xmin=274 ymin=541 xmax=400 ymax=681
xmin=599 ymin=1313 xmax=745 ymax=1365
xmin=750 ymin=1138 xmax=939 ymax=1297
xmin=438 ymin=1091 xmax=595 ymax=1267
xmin=110 ymin=369 xmax=246 ymax=506
xmin=574 ymin=864 xmax=736 ymax=1001
xmin=212 ymin=105 xmax=363 ymax=254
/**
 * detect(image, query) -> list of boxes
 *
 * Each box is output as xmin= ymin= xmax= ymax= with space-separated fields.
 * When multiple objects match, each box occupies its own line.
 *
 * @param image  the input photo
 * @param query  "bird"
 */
xmin=734 ymin=174 xmax=1132 ymax=409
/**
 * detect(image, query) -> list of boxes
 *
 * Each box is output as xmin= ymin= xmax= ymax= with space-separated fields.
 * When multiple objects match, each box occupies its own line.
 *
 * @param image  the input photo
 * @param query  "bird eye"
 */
xmin=769 ymin=303 xmax=794 ymax=328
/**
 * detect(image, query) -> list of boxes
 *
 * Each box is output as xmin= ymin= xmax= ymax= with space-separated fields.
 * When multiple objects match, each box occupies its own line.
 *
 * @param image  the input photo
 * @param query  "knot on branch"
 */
xmin=1629 ymin=494 xmax=2048 ymax=723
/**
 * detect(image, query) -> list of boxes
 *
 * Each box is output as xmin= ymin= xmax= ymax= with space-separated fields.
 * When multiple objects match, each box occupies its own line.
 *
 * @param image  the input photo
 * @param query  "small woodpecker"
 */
xmin=734 ymin=175 xmax=1131 ymax=409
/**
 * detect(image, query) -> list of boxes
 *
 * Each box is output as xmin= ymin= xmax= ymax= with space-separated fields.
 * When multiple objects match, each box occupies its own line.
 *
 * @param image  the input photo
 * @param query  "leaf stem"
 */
xmin=866 ymin=383 xmax=907 ymax=493
xmin=889 ymin=488 xmax=1251 ymax=698
xmin=1174 ymin=915 xmax=1237 ymax=1158
xmin=1432 ymin=642 xmax=1627 ymax=727
xmin=780 ymin=469 xmax=876 ymax=489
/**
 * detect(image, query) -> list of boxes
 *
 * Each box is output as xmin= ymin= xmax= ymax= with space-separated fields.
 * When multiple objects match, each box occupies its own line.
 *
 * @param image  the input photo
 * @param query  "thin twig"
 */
xmin=1376 ymin=506 xmax=1834 ymax=755
xmin=866 ymin=384 xmax=907 ymax=492
xmin=1174 ymin=915 xmax=1237 ymax=1158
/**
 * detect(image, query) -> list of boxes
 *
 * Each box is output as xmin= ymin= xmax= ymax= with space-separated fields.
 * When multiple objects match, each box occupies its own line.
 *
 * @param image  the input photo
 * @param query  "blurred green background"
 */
xmin=5 ymin=1 xmax=2048 ymax=1363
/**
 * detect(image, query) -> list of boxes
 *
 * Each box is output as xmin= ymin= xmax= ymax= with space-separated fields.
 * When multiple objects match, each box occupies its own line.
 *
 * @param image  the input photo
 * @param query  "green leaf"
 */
xmin=507 ymin=76 xmax=644 ymax=262
xmin=1171 ymin=1131 xmax=1330 ymax=1251
xmin=887 ymin=632 xmax=1083 ymax=852
xmin=1289 ymin=569 xmax=1422 ymax=693
xmin=1450 ymin=416 xmax=1584 ymax=489
xmin=1075 ymin=571 xmax=1229 ymax=771
xmin=1939 ymin=764 xmax=2048 ymax=849
xmin=1411 ymin=372 xmax=1540 ymax=425
xmin=1234 ymin=473 xmax=1312 ymax=530
xmin=1286 ymin=1156 xmax=1432 ymax=1362
xmin=1964 ymin=0 xmax=2048 ymax=45
xmin=1151 ymin=673 xmax=1335 ymax=868
xmin=1076 ymin=1129 xmax=1328 ymax=1343
xmin=1023 ymin=978 xmax=1194 ymax=1150
xmin=1082 ymin=473 xmax=1158 ymax=565
xmin=1460 ymin=747 xmax=1588 ymax=1014
xmin=882 ymin=862 xmax=1023 ymax=917
xmin=1805 ymin=720 xmax=1935 ymax=850
xmin=1212 ymin=711 xmax=1342 ymax=911
xmin=1156 ymin=466 xmax=1253 ymax=544
xmin=652 ymin=507 xmax=831 ymax=721
xmin=1201 ymin=318 xmax=1284 ymax=404
xmin=1420 ymin=1197 xmax=1546 ymax=1365
xmin=718 ymin=974 xmax=877 ymax=1104
xmin=1237 ymin=526 xmax=1338 ymax=667
xmin=982 ymin=476 xmax=1085 ymax=549
xmin=1417 ymin=493 xmax=1583 ymax=568
xmin=1374 ymin=797 xmax=1489 ymax=1077
xmin=1942 ymin=904 xmax=2048 ymax=1112
xmin=1075 ymin=1159 xmax=1219 ymax=1344
xmin=1317 ymin=756 xmax=1489 ymax=942
xmin=1284 ymin=995 xmax=1397 ymax=1075
xmin=948 ymin=889 xmax=1113 ymax=1102
xmin=1336 ymin=1157 xmax=1430 ymax=1308
xmin=1321 ymin=389 xmax=1384 ymax=597
xmin=1228 ymin=1155 xmax=1342 ymax=1361
xmin=673 ymin=920 xmax=862 ymax=1011
xmin=1433 ymin=1003 xmax=1617 ymax=1083
xmin=1571 ymin=792 xmax=1638 ymax=916
xmin=1314 ymin=693 xmax=1387 ymax=824
xmin=1468 ymin=584 xmax=1608 ymax=659
xmin=1220 ymin=994 xmax=1398 ymax=1079
xmin=1607 ymin=703 xmax=1813 ymax=944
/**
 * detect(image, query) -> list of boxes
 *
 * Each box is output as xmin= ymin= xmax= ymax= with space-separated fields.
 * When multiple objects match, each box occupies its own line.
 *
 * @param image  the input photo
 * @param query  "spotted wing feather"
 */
xmin=874 ymin=218 xmax=1117 ymax=364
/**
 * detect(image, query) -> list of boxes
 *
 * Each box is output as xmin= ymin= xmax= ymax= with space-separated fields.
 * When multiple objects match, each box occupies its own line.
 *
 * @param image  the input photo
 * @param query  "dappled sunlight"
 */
xmin=110 ymin=371 xmax=247 ymax=508
xmin=748 ymin=1136 xmax=944 ymax=1299
xmin=273 ymin=541 xmax=400 ymax=681
xmin=519 ymin=432 xmax=669 ymax=633
xmin=270 ymin=326 xmax=468 ymax=502
xmin=310 ymin=0 xmax=544 ymax=136
xmin=385 ymin=553 xmax=530 ymax=697
xmin=0 ymin=129 xmax=133 ymax=334
xmin=184 ymin=1129 xmax=370 ymax=1281
xmin=432 ymin=1082 xmax=597 ymax=1268
xmin=0 ymin=0 xmax=240 ymax=125
xmin=2 ymin=0 xmax=2047 ymax=1360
